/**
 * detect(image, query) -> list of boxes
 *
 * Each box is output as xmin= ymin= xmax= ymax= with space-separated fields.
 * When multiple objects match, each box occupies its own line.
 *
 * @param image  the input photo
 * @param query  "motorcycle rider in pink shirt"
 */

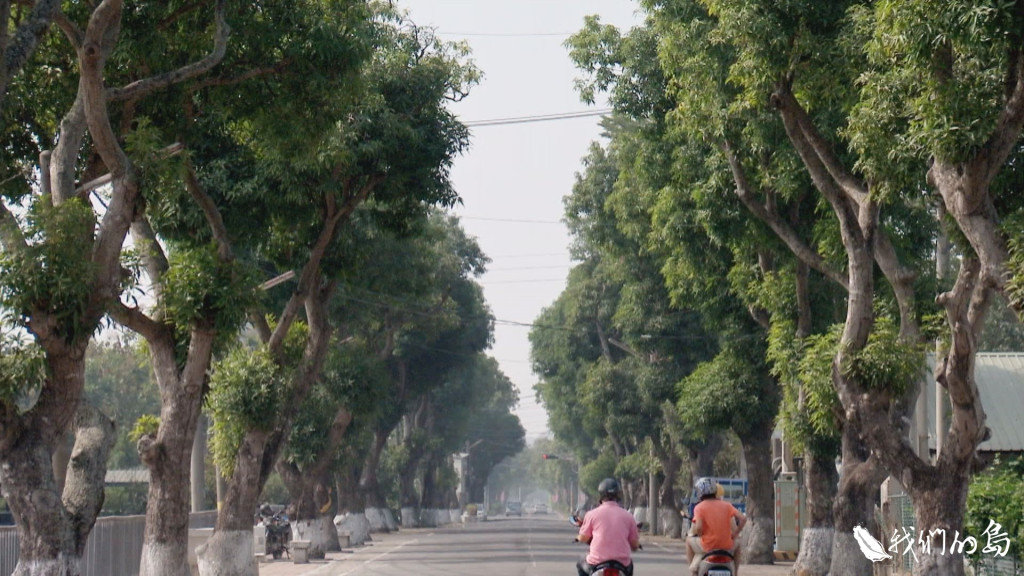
xmin=576 ymin=478 xmax=640 ymax=575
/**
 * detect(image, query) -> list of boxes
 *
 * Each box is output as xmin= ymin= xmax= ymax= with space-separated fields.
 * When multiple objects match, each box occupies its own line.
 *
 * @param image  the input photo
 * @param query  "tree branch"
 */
xmin=972 ymin=0 xmax=1024 ymax=185
xmin=771 ymin=86 xmax=857 ymax=220
xmin=53 ymin=9 xmax=83 ymax=51
xmin=1 ymin=0 xmax=60 ymax=98
xmin=872 ymin=230 xmax=920 ymax=341
xmin=183 ymin=157 xmax=233 ymax=260
xmin=129 ymin=216 xmax=169 ymax=297
xmin=63 ymin=403 xmax=115 ymax=555
xmin=722 ymin=139 xmax=849 ymax=290
xmin=108 ymin=301 xmax=164 ymax=343
xmin=269 ymin=177 xmax=381 ymax=354
xmin=50 ymin=92 xmax=89 ymax=205
xmin=106 ymin=0 xmax=229 ymax=103
xmin=772 ymin=85 xmax=869 ymax=204
xmin=186 ymin=62 xmax=288 ymax=94
xmin=0 ymin=198 xmax=27 ymax=253
xmin=249 ymin=312 xmax=272 ymax=344
xmin=80 ymin=0 xmax=130 ymax=182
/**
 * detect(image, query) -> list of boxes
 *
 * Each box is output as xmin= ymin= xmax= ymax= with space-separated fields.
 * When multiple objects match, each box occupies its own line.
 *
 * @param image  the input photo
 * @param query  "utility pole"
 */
xmin=648 ymin=445 xmax=658 ymax=535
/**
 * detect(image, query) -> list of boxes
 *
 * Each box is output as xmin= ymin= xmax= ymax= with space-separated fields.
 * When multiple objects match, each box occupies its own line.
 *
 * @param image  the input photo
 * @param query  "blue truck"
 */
xmin=682 ymin=477 xmax=748 ymax=519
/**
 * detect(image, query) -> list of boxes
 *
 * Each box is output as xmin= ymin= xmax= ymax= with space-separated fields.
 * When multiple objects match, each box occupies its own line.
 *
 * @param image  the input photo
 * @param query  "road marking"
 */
xmin=528 ymin=524 xmax=537 ymax=568
xmin=651 ymin=541 xmax=674 ymax=552
xmin=331 ymin=538 xmax=420 ymax=575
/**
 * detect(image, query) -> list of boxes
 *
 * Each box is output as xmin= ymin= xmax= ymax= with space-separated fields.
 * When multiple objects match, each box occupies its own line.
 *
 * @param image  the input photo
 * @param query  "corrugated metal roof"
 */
xmin=924 ymin=353 xmax=1024 ymax=453
xmin=104 ymin=468 xmax=150 ymax=485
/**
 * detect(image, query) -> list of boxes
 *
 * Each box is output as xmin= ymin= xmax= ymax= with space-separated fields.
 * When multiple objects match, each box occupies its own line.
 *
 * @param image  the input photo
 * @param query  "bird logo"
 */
xmin=853 ymin=525 xmax=893 ymax=562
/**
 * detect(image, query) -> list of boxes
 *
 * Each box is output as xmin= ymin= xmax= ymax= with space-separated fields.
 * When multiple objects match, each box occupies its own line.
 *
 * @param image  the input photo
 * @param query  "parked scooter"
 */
xmin=264 ymin=513 xmax=291 ymax=559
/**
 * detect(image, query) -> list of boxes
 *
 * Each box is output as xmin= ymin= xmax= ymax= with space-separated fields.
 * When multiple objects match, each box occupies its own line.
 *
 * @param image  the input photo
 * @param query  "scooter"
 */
xmin=587 ymin=559 xmax=632 ymax=576
xmin=264 ymin=513 xmax=291 ymax=559
xmin=695 ymin=549 xmax=735 ymax=576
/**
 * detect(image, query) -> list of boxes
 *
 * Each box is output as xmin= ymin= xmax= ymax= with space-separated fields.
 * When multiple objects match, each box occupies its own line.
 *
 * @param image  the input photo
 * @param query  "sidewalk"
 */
xmin=255 ymin=530 xmax=795 ymax=576
xmin=256 ymin=529 xmax=432 ymax=576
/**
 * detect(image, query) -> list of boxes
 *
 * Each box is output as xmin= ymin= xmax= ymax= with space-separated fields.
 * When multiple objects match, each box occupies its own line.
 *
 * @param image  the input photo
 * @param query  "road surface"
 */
xmin=266 ymin=513 xmax=792 ymax=576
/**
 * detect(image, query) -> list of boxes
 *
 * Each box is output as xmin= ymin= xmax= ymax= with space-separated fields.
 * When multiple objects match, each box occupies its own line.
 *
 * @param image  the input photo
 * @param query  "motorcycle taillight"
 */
xmin=605 ymin=570 xmax=619 ymax=576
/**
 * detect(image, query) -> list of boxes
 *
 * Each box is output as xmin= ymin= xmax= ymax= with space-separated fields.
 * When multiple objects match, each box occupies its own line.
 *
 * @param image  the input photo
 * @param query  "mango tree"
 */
xmin=0 ymin=2 xmax=227 ymax=573
xmin=198 ymin=11 xmax=475 ymax=573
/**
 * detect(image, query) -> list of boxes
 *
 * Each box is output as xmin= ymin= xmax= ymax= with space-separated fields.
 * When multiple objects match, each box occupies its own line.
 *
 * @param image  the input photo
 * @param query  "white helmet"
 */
xmin=694 ymin=477 xmax=717 ymax=498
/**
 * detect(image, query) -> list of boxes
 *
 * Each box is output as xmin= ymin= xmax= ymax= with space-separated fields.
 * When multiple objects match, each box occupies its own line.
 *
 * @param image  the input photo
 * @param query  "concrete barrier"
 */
xmin=291 ymin=540 xmax=311 ymax=564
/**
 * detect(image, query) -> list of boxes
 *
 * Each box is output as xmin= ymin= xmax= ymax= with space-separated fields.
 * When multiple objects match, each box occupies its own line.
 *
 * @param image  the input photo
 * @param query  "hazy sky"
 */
xmin=395 ymin=1 xmax=643 ymax=443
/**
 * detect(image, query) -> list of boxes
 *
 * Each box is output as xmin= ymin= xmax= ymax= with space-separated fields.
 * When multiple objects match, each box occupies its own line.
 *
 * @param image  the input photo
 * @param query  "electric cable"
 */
xmin=463 ymin=108 xmax=613 ymax=127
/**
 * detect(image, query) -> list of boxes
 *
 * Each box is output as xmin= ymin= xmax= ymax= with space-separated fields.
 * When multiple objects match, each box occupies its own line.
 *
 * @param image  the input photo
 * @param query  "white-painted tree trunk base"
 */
xmin=401 ymin=507 xmax=418 ymax=527
xmin=449 ymin=509 xmax=460 ymax=524
xmin=12 ymin=557 xmax=81 ymax=576
xmin=365 ymin=507 xmax=390 ymax=532
xmin=793 ymin=527 xmax=833 ymax=576
xmin=196 ymin=530 xmax=257 ymax=576
xmin=915 ymin=550 xmax=967 ymax=576
xmin=322 ymin=516 xmax=341 ymax=552
xmin=830 ymin=531 xmax=873 ymax=576
xmin=141 ymin=540 xmax=191 ymax=576
xmin=384 ymin=508 xmax=398 ymax=531
xmin=291 ymin=519 xmax=328 ymax=559
xmin=419 ymin=508 xmax=439 ymax=527
xmin=632 ymin=507 xmax=648 ymax=525
xmin=658 ymin=509 xmax=683 ymax=538
xmin=743 ymin=519 xmax=776 ymax=564
xmin=335 ymin=513 xmax=371 ymax=546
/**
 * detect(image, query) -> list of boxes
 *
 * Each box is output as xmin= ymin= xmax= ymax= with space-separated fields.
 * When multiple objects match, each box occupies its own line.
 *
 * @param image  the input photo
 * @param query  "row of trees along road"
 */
xmin=0 ymin=2 xmax=524 ymax=576
xmin=532 ymin=3 xmax=1024 ymax=576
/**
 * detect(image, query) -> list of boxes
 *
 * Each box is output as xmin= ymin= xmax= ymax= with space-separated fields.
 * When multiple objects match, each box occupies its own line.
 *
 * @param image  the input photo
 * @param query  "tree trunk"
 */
xmin=2 ymin=435 xmax=80 ymax=576
xmin=196 ymin=430 xmax=271 ymax=576
xmin=398 ymin=440 xmax=426 ymax=527
xmin=1 ymin=401 xmax=114 ymax=576
xmin=686 ymin=433 xmax=722 ymax=487
xmin=829 ymin=427 xmax=885 ymax=576
xmin=334 ymin=464 xmax=371 ymax=545
xmin=139 ymin=330 xmax=214 ymax=576
xmin=278 ymin=407 xmax=352 ymax=558
xmin=359 ymin=428 xmax=391 ymax=532
xmin=904 ymin=465 xmax=971 ymax=576
xmin=657 ymin=452 xmax=683 ymax=539
xmin=336 ymin=465 xmax=362 ymax=514
xmin=419 ymin=453 xmax=445 ymax=527
xmin=794 ymin=445 xmax=838 ymax=576
xmin=279 ymin=468 xmax=336 ymax=558
xmin=738 ymin=429 xmax=775 ymax=565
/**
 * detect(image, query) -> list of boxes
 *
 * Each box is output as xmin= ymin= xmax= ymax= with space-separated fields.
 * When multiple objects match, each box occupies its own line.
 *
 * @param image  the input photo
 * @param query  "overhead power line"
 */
xmin=442 ymin=31 xmax=574 ymax=37
xmin=463 ymin=108 xmax=613 ymax=127
xmin=460 ymin=216 xmax=562 ymax=224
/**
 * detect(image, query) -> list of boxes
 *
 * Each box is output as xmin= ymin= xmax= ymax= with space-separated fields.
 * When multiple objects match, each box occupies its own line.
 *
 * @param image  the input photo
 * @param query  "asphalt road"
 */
xmin=309 ymin=513 xmax=693 ymax=576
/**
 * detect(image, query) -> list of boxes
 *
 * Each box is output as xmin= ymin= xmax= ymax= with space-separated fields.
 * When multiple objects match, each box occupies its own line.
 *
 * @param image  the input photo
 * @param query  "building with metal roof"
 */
xmin=920 ymin=353 xmax=1024 ymax=454
xmin=104 ymin=468 xmax=150 ymax=485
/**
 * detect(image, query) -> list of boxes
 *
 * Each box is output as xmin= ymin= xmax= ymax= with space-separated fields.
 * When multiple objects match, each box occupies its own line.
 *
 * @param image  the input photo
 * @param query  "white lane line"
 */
xmin=528 ymin=524 xmax=537 ymax=568
xmin=652 ymin=541 xmax=674 ymax=552
xmin=332 ymin=539 xmax=420 ymax=575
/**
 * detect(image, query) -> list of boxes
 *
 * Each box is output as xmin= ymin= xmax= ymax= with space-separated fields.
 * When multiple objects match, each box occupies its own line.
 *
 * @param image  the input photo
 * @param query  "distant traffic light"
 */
xmin=542 ymin=454 xmax=559 ymax=460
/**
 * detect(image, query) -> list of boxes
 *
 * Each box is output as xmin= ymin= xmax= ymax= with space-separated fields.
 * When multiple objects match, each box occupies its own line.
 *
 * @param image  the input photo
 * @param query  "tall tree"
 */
xmin=566 ymin=17 xmax=784 ymax=557
xmin=101 ymin=2 xmax=380 ymax=573
xmin=0 ymin=2 xmax=228 ymax=573
xmin=198 ymin=11 xmax=476 ymax=573
xmin=643 ymin=2 xmax=1024 ymax=574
